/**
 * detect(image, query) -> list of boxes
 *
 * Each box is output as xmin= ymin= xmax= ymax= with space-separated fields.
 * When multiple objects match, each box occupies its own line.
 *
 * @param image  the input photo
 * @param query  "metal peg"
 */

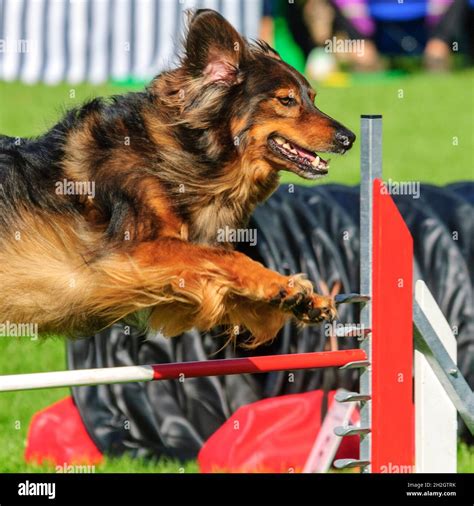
xmin=334 ymin=458 xmax=370 ymax=470
xmin=335 ymin=391 xmax=371 ymax=403
xmin=335 ymin=294 xmax=371 ymax=306
xmin=339 ymin=360 xmax=370 ymax=370
xmin=334 ymin=425 xmax=371 ymax=437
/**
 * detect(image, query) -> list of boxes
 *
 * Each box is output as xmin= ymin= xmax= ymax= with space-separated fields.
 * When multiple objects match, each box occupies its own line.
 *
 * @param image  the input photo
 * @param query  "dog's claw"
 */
xmin=308 ymin=307 xmax=321 ymax=320
xmin=281 ymin=292 xmax=306 ymax=311
xmin=269 ymin=280 xmax=337 ymax=325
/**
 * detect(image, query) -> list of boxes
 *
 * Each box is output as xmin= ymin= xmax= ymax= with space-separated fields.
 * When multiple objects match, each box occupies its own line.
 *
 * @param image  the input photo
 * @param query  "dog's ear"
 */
xmin=184 ymin=9 xmax=246 ymax=85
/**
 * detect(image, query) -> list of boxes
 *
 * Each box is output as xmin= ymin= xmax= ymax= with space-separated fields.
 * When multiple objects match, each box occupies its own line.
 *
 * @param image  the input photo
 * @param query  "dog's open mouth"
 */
xmin=267 ymin=135 xmax=329 ymax=179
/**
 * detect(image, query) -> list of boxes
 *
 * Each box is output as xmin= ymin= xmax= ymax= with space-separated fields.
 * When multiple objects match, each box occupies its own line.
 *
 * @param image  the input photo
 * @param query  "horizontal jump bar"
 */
xmin=0 ymin=349 xmax=367 ymax=393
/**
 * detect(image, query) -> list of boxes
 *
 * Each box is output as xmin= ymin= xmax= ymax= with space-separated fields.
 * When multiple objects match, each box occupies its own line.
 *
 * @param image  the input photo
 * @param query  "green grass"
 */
xmin=458 ymin=443 xmax=474 ymax=473
xmin=317 ymin=70 xmax=474 ymax=185
xmin=1 ymin=70 xmax=473 ymax=186
xmin=0 ymin=71 xmax=473 ymax=473
xmin=0 ymin=338 xmax=198 ymax=473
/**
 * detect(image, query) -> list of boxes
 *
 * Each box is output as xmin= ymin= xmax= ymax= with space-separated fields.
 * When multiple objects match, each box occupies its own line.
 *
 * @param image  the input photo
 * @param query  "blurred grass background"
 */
xmin=1 ymin=70 xmax=473 ymax=184
xmin=0 ymin=69 xmax=473 ymax=472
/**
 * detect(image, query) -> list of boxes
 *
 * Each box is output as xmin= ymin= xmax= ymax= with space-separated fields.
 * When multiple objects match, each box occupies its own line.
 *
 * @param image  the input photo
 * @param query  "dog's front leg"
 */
xmin=94 ymin=238 xmax=336 ymax=346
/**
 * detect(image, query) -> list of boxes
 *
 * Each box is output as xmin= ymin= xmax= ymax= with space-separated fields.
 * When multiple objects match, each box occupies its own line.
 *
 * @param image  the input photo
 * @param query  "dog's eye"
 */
xmin=278 ymin=96 xmax=296 ymax=106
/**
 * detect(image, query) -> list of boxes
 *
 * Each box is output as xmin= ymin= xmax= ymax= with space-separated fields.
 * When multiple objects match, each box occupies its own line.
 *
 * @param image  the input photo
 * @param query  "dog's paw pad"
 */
xmin=269 ymin=284 xmax=310 ymax=312
xmin=296 ymin=296 xmax=337 ymax=325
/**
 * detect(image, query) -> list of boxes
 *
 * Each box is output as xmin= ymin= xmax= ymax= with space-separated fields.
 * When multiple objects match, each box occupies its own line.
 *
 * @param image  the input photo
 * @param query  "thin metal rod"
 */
xmin=359 ymin=114 xmax=383 ymax=473
xmin=0 ymin=349 xmax=367 ymax=393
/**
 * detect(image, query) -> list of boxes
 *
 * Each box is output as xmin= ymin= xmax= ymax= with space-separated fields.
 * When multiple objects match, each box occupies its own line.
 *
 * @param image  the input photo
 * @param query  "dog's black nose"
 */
xmin=335 ymin=129 xmax=356 ymax=150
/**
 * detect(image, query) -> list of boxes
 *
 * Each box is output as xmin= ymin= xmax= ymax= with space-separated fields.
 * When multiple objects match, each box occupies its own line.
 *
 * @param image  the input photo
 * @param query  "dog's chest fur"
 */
xmin=189 ymin=201 xmax=248 ymax=246
xmin=185 ymin=164 xmax=280 ymax=246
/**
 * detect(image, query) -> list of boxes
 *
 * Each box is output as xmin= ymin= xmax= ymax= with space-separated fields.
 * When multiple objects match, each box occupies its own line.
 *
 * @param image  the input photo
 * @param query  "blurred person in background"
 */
xmin=260 ymin=0 xmax=474 ymax=81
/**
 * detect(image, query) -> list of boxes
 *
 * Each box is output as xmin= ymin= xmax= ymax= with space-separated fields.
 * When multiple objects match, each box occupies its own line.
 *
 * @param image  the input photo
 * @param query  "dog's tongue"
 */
xmin=276 ymin=136 xmax=329 ymax=169
xmin=293 ymin=143 xmax=328 ymax=167
xmin=294 ymin=144 xmax=316 ymax=162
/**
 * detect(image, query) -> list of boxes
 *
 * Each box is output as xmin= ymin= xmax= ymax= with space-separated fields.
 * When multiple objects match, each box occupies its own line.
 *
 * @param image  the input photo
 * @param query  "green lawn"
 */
xmin=1 ymin=70 xmax=473 ymax=185
xmin=0 ymin=70 xmax=473 ymax=473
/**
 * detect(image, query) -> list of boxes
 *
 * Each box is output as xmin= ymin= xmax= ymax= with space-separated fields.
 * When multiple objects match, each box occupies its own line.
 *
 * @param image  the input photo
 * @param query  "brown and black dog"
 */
xmin=0 ymin=9 xmax=355 ymax=347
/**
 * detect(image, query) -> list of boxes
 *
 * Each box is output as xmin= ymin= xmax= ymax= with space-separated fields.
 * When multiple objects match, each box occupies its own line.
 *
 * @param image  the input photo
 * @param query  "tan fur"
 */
xmin=0 ymin=206 xmax=328 ymax=347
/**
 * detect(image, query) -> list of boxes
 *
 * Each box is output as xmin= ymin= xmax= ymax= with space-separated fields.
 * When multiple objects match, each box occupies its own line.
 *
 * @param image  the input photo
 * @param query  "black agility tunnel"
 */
xmin=67 ymin=182 xmax=474 ymax=461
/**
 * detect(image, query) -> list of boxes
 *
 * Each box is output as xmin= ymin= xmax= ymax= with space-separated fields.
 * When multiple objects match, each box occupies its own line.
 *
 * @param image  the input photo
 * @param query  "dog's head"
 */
xmin=155 ymin=9 xmax=355 ymax=181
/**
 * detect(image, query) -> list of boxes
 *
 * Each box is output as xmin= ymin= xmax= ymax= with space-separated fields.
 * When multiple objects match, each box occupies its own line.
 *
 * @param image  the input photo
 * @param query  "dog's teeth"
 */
xmin=283 ymin=143 xmax=291 ymax=150
xmin=275 ymin=137 xmax=284 ymax=145
xmin=290 ymin=148 xmax=298 ymax=155
xmin=312 ymin=156 xmax=320 ymax=167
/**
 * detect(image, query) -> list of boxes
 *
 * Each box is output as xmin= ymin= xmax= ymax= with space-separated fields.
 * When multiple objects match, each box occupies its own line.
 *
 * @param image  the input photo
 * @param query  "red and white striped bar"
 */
xmin=0 ymin=349 xmax=366 ymax=393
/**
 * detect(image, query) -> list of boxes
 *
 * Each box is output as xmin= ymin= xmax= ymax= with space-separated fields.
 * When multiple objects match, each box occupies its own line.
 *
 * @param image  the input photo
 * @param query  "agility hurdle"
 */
xmin=335 ymin=116 xmax=474 ymax=473
xmin=0 ymin=349 xmax=366 ymax=392
xmin=1 ymin=116 xmax=472 ymax=474
xmin=338 ymin=115 xmax=415 ymax=473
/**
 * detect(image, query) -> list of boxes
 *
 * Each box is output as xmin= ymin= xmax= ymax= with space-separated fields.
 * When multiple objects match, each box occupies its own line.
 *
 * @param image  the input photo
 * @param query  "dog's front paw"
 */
xmin=269 ymin=276 xmax=337 ymax=325
xmin=293 ymin=293 xmax=337 ymax=325
xmin=268 ymin=275 xmax=311 ymax=308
